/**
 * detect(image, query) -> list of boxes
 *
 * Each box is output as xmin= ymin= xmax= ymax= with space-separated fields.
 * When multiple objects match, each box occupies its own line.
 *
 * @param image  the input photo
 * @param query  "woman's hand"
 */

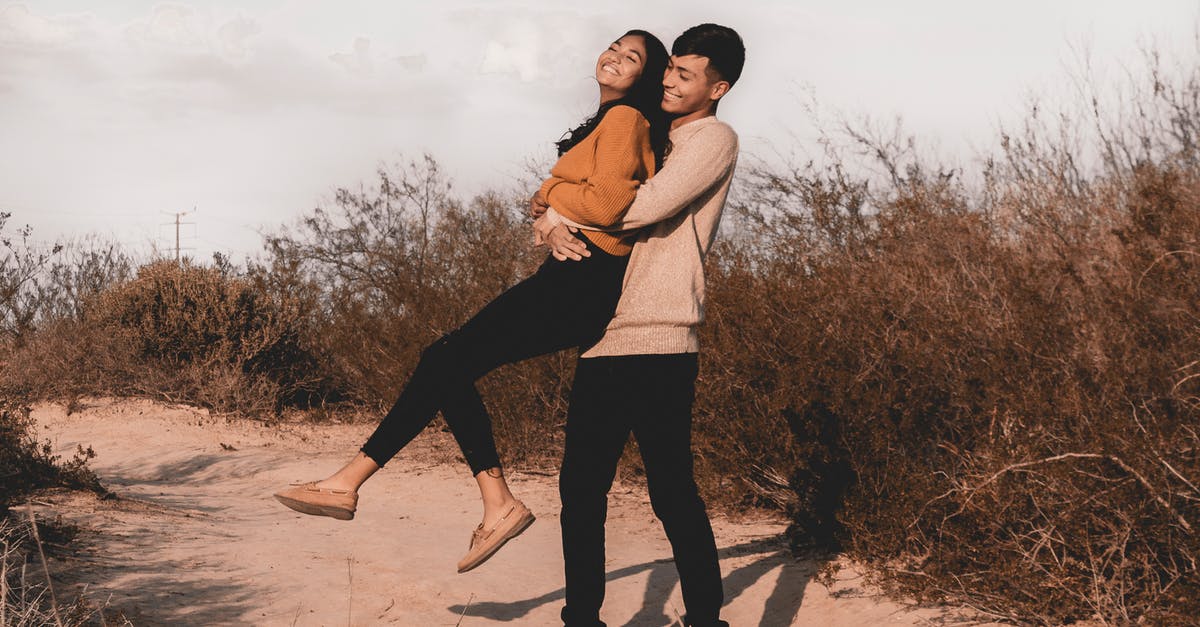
xmin=546 ymin=223 xmax=590 ymax=261
xmin=530 ymin=190 xmax=549 ymax=218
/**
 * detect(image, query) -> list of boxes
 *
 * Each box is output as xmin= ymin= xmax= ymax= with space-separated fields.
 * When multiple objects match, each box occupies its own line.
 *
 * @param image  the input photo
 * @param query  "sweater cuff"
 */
xmin=538 ymin=177 xmax=562 ymax=202
xmin=543 ymin=207 xmax=564 ymax=228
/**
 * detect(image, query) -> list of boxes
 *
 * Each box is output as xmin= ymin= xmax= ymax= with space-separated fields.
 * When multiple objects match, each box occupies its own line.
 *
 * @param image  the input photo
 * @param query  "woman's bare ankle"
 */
xmin=481 ymin=498 xmax=518 ymax=528
xmin=314 ymin=454 xmax=379 ymax=493
xmin=313 ymin=477 xmax=349 ymax=491
xmin=476 ymin=467 xmax=518 ymax=526
xmin=482 ymin=492 xmax=516 ymax=510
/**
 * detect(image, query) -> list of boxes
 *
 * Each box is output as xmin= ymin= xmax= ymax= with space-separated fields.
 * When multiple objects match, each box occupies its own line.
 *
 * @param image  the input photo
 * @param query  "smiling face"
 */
xmin=595 ymin=34 xmax=648 ymax=99
xmin=661 ymin=54 xmax=730 ymax=125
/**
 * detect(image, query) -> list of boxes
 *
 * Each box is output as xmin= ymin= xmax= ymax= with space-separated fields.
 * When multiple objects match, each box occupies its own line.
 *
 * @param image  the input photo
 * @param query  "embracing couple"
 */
xmin=275 ymin=22 xmax=744 ymax=627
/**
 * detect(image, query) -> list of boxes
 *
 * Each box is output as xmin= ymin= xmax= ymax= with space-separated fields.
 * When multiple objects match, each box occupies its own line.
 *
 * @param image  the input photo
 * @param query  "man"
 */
xmin=532 ymin=22 xmax=745 ymax=627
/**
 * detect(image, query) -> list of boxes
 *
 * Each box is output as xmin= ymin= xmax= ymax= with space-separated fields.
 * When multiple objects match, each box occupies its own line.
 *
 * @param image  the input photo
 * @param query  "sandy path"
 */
xmin=28 ymin=398 xmax=965 ymax=626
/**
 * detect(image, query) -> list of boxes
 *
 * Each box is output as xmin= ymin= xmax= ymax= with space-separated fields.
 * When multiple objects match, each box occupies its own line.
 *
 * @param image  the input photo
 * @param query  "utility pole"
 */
xmin=161 ymin=208 xmax=195 ymax=262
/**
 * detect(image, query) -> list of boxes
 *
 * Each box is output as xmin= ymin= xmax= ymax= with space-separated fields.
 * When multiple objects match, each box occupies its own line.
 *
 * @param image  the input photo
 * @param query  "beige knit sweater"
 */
xmin=547 ymin=115 xmax=739 ymax=357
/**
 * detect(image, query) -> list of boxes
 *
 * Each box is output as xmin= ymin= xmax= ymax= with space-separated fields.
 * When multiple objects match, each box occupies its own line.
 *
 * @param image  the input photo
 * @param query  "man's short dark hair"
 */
xmin=671 ymin=23 xmax=745 ymax=87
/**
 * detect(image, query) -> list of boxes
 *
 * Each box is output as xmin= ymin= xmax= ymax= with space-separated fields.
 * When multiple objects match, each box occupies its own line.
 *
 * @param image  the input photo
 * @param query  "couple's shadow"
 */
xmin=447 ymin=535 xmax=813 ymax=626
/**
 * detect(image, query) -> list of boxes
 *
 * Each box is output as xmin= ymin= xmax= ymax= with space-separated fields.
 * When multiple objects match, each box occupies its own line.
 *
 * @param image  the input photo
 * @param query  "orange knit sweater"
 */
xmin=537 ymin=105 xmax=656 ymax=255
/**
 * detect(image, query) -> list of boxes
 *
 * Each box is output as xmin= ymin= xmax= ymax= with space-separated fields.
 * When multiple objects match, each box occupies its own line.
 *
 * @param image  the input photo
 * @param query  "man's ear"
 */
xmin=708 ymin=80 xmax=730 ymax=102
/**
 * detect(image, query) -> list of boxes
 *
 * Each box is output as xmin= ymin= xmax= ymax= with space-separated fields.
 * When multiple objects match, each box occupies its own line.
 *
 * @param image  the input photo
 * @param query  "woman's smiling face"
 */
xmin=595 ymin=34 xmax=648 ymax=97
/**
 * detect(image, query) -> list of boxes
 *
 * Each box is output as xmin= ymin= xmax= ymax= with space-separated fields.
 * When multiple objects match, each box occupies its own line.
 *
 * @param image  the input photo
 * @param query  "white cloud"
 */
xmin=394 ymin=53 xmax=426 ymax=72
xmin=479 ymin=20 xmax=544 ymax=81
xmin=329 ymin=36 xmax=372 ymax=76
xmin=124 ymin=3 xmax=205 ymax=51
xmin=0 ymin=3 xmax=95 ymax=48
xmin=122 ymin=4 xmax=263 ymax=68
xmin=454 ymin=7 xmax=617 ymax=88
xmin=216 ymin=15 xmax=260 ymax=61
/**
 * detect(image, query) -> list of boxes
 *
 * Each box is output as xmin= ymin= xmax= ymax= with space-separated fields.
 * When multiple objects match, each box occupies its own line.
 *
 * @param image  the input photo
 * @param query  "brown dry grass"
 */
xmin=687 ymin=48 xmax=1200 ymax=624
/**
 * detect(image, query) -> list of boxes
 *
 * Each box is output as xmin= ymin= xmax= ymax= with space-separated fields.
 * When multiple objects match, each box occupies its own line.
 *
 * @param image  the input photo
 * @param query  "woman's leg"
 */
xmin=311 ymin=291 xmax=559 ymax=526
xmin=311 ymin=245 xmax=629 ymax=520
xmin=310 ymin=329 xmax=495 ymax=495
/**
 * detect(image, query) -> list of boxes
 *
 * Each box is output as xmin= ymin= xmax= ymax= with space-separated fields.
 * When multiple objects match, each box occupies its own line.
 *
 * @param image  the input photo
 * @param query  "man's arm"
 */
xmin=553 ymin=123 xmax=738 ymax=232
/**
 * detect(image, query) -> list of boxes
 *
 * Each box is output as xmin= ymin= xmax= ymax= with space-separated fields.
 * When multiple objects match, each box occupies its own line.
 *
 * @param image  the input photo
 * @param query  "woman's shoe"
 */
xmin=274 ymin=482 xmax=358 ymax=520
xmin=456 ymin=499 xmax=535 ymax=573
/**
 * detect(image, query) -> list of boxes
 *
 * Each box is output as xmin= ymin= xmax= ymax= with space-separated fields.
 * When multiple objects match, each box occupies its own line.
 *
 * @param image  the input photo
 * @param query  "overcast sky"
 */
xmin=2 ymin=1 xmax=1197 ymax=260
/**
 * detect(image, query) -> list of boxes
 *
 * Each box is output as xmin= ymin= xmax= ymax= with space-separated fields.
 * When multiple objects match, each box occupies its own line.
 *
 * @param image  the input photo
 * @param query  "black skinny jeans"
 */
xmin=360 ymin=235 xmax=628 ymax=475
xmin=559 ymin=354 xmax=726 ymax=627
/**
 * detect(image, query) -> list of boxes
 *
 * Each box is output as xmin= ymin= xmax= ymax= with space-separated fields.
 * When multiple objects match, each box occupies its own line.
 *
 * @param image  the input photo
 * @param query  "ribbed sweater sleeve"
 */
xmin=538 ymin=105 xmax=650 ymax=227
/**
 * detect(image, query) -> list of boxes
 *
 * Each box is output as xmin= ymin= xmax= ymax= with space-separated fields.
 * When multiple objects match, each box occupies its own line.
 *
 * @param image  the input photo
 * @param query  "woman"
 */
xmin=274 ymin=29 xmax=670 ymax=574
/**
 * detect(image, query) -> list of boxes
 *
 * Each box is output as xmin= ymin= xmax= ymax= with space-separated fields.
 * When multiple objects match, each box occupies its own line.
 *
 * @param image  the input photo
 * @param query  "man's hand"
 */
xmin=530 ymin=190 xmax=549 ymax=218
xmin=533 ymin=213 xmax=554 ymax=246
xmin=546 ymin=223 xmax=590 ymax=261
xmin=534 ymin=209 xmax=589 ymax=260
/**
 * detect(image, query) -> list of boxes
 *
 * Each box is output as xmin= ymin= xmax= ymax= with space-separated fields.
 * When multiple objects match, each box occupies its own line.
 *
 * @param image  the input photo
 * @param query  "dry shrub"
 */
xmin=34 ymin=236 xmax=133 ymax=324
xmin=1 ymin=220 xmax=101 ymax=511
xmin=0 ymin=400 xmax=98 ymax=515
xmin=696 ymin=48 xmax=1200 ymax=624
xmin=3 ymin=259 xmax=329 ymax=416
xmin=0 ymin=228 xmax=133 ymax=626
xmin=0 ymin=213 xmax=62 ymax=345
xmin=703 ymin=166 xmax=1200 ymax=624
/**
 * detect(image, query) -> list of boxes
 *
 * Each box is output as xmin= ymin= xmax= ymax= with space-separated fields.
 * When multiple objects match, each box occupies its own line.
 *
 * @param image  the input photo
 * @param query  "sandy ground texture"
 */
xmin=26 ymin=398 xmax=986 ymax=626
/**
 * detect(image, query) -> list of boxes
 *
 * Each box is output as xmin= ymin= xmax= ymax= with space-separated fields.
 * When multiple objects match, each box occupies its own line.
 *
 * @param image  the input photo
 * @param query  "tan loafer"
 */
xmin=274 ymin=482 xmax=357 ymax=520
xmin=456 ymin=500 xmax=535 ymax=573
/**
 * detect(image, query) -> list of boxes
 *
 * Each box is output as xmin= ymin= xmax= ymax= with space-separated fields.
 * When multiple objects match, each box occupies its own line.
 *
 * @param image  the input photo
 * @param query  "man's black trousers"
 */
xmin=559 ymin=353 xmax=725 ymax=627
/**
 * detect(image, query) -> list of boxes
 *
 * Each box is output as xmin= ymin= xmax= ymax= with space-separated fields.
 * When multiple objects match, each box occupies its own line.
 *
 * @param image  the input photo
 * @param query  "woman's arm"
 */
xmin=538 ymin=105 xmax=651 ymax=228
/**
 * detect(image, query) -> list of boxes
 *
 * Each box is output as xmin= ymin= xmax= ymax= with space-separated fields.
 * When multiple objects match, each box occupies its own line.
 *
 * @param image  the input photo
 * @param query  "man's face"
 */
xmin=661 ymin=54 xmax=728 ymax=116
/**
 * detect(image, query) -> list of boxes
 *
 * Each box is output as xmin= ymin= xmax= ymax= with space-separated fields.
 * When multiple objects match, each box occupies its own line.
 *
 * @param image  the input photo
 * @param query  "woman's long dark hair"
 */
xmin=555 ymin=29 xmax=671 ymax=169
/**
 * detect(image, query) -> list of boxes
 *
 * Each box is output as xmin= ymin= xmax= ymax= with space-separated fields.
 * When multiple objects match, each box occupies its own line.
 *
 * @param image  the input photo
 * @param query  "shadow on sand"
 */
xmin=447 ymin=535 xmax=814 ymax=626
xmin=49 ymin=500 xmax=261 ymax=626
xmin=46 ymin=451 xmax=292 ymax=625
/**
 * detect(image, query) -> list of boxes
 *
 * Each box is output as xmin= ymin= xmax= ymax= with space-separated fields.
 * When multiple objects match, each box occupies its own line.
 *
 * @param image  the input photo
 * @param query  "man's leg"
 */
xmin=629 ymin=354 xmax=726 ymax=627
xmin=559 ymin=357 xmax=630 ymax=627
